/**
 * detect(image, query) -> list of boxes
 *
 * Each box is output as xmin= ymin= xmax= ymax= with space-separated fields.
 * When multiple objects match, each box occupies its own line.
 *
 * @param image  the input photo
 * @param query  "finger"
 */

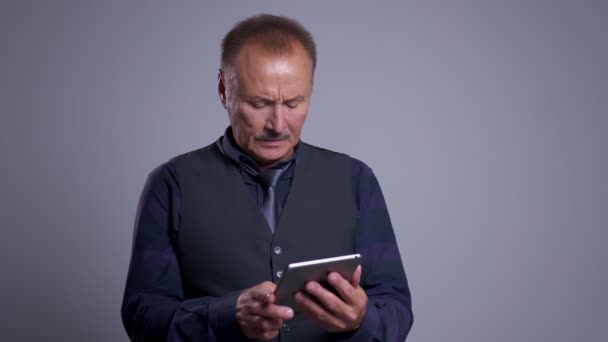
xmin=294 ymin=291 xmax=345 ymax=331
xmin=327 ymin=272 xmax=358 ymax=305
xmin=259 ymin=329 xmax=279 ymax=341
xmin=259 ymin=318 xmax=283 ymax=331
xmin=251 ymin=290 xmax=275 ymax=304
xmin=326 ymin=274 xmax=351 ymax=303
xmin=250 ymin=281 xmax=277 ymax=303
xmin=248 ymin=322 xmax=280 ymax=341
xmin=351 ymin=265 xmax=362 ymax=287
xmin=252 ymin=303 xmax=294 ymax=320
xmin=255 ymin=316 xmax=283 ymax=331
xmin=304 ymin=281 xmax=348 ymax=316
xmin=243 ymin=315 xmax=282 ymax=337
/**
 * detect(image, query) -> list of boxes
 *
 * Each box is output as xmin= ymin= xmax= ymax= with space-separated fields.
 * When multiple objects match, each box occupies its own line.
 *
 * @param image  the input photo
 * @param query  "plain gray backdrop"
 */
xmin=1 ymin=0 xmax=606 ymax=341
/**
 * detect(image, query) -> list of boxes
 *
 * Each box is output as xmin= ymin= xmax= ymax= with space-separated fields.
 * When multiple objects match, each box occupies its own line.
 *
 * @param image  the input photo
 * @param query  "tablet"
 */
xmin=274 ymin=254 xmax=362 ymax=309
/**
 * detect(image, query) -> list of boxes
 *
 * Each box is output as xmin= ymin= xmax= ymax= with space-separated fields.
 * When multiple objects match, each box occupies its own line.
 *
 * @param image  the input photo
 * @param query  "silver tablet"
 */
xmin=274 ymin=254 xmax=362 ymax=310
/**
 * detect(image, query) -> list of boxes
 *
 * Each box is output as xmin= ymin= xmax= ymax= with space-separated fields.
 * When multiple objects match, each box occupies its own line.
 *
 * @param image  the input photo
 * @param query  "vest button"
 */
xmin=273 ymin=246 xmax=282 ymax=255
xmin=282 ymin=323 xmax=291 ymax=332
xmin=276 ymin=270 xmax=283 ymax=278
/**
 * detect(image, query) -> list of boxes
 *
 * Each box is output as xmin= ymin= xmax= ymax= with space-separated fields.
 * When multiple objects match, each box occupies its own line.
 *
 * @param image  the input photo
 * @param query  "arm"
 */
xmin=121 ymin=163 xmax=242 ymax=341
xmin=348 ymin=160 xmax=414 ymax=341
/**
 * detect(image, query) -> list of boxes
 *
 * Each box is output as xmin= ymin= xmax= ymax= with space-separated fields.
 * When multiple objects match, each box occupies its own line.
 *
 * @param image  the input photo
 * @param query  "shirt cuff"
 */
xmin=208 ymin=291 xmax=244 ymax=340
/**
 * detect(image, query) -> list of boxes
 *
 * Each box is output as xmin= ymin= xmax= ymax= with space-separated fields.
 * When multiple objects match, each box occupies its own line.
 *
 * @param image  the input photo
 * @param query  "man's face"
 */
xmin=219 ymin=41 xmax=313 ymax=169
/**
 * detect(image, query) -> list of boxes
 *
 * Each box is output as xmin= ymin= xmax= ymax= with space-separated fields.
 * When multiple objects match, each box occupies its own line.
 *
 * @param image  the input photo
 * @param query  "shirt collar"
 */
xmin=217 ymin=126 xmax=299 ymax=173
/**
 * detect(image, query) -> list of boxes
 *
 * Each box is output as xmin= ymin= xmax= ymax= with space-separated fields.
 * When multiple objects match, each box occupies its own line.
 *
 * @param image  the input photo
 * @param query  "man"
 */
xmin=122 ymin=14 xmax=413 ymax=341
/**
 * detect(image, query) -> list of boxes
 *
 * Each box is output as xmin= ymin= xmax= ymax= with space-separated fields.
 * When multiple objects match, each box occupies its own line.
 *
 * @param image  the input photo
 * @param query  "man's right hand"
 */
xmin=236 ymin=281 xmax=294 ymax=340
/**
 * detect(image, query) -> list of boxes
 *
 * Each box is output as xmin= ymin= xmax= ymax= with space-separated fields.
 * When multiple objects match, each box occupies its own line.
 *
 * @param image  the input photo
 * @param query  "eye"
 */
xmin=284 ymin=100 xmax=302 ymax=109
xmin=249 ymin=100 xmax=268 ymax=109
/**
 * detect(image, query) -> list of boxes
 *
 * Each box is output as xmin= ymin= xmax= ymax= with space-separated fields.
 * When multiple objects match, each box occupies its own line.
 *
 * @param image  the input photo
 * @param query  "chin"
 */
xmin=260 ymin=152 xmax=287 ymax=163
xmin=256 ymin=148 xmax=290 ymax=165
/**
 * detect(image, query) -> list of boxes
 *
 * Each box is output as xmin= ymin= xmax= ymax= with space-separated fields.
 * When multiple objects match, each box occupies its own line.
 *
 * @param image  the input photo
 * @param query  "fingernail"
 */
xmin=286 ymin=308 xmax=294 ymax=319
xmin=329 ymin=273 xmax=337 ymax=282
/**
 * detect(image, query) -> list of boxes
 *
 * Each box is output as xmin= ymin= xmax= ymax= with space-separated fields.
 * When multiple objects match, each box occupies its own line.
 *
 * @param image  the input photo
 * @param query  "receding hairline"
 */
xmin=220 ymin=14 xmax=317 ymax=72
xmin=233 ymin=37 xmax=312 ymax=70
xmin=220 ymin=38 xmax=315 ymax=99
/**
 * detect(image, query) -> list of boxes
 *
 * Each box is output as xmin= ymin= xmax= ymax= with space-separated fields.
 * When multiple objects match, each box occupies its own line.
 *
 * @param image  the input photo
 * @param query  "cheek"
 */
xmin=288 ymin=109 xmax=308 ymax=133
xmin=234 ymin=107 xmax=269 ymax=139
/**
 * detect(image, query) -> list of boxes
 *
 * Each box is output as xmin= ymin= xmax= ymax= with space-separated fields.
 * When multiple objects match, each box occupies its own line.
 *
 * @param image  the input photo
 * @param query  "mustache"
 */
xmin=255 ymin=132 xmax=290 ymax=141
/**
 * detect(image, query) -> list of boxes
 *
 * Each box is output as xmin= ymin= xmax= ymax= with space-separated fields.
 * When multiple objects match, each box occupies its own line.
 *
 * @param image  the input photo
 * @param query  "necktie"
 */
xmin=257 ymin=168 xmax=284 ymax=232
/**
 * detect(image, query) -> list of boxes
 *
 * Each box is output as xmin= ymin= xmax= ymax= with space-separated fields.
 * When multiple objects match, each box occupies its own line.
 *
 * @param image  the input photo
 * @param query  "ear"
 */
xmin=218 ymin=69 xmax=228 ymax=109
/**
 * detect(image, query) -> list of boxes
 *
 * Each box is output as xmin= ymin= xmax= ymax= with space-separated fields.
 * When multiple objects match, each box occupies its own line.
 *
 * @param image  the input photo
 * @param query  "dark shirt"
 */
xmin=122 ymin=129 xmax=414 ymax=341
xmin=216 ymin=127 xmax=297 ymax=213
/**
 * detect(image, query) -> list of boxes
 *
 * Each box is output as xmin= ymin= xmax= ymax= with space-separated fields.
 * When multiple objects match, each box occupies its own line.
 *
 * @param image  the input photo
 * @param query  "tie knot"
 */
xmin=257 ymin=168 xmax=283 ymax=188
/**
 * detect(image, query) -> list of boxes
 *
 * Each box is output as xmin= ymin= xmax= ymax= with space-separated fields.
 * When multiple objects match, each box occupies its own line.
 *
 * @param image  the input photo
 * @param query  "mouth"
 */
xmin=256 ymin=133 xmax=289 ymax=144
xmin=258 ymin=139 xmax=286 ymax=147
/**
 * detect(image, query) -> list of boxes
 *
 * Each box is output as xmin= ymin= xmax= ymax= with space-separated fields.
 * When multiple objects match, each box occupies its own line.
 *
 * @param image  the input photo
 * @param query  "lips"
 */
xmin=258 ymin=138 xmax=286 ymax=142
xmin=258 ymin=139 xmax=285 ymax=147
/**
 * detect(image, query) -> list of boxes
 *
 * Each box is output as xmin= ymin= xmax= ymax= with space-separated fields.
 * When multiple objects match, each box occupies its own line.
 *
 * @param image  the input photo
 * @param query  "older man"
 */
xmin=122 ymin=14 xmax=413 ymax=341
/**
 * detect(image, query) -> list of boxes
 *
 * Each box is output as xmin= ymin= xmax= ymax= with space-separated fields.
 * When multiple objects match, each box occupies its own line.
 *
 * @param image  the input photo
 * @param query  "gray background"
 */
xmin=1 ymin=0 xmax=606 ymax=341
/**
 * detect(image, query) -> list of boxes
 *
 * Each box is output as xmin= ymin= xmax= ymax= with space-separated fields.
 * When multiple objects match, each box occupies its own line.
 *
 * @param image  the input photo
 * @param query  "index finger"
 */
xmin=326 ymin=269 xmax=360 ymax=305
xmin=256 ymin=303 xmax=294 ymax=321
xmin=249 ymin=281 xmax=277 ymax=304
xmin=251 ymin=290 xmax=275 ymax=304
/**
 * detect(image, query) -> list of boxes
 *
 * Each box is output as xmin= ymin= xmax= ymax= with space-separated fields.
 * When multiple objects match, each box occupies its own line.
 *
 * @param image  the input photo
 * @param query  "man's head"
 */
xmin=218 ymin=14 xmax=316 ymax=169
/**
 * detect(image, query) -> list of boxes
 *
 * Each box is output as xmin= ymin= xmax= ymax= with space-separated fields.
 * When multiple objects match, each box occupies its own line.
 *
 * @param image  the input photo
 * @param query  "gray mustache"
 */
xmin=256 ymin=132 xmax=290 ymax=141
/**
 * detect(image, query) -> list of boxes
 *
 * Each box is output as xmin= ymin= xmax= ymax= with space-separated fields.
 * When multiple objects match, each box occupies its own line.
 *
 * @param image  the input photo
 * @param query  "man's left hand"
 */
xmin=294 ymin=265 xmax=367 ymax=333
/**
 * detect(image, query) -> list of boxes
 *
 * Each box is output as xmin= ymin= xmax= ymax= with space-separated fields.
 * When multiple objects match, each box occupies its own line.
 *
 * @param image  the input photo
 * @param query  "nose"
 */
xmin=266 ymin=103 xmax=286 ymax=132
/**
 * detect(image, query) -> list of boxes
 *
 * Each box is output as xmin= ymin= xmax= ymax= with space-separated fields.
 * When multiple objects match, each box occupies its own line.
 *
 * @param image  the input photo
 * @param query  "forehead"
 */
xmin=234 ymin=40 xmax=313 ymax=88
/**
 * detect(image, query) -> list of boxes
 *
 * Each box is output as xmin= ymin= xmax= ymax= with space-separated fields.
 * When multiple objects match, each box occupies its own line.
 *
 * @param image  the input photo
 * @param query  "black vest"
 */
xmin=173 ymin=142 xmax=357 ymax=341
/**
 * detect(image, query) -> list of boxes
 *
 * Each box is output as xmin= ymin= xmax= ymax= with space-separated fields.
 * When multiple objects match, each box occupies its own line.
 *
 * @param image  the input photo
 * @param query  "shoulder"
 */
xmin=300 ymin=141 xmax=347 ymax=159
xmin=167 ymin=142 xmax=219 ymax=167
xmin=349 ymin=156 xmax=375 ymax=182
xmin=300 ymin=141 xmax=366 ymax=167
xmin=143 ymin=142 xmax=219 ymax=191
xmin=300 ymin=141 xmax=375 ymax=178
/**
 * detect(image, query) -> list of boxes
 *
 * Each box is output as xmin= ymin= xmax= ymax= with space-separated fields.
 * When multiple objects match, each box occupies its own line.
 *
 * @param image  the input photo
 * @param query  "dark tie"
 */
xmin=257 ymin=168 xmax=284 ymax=232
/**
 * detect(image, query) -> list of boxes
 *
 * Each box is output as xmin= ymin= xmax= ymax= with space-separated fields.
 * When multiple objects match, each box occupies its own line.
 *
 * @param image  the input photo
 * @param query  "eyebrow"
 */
xmin=284 ymin=96 xmax=306 ymax=103
xmin=240 ymin=95 xmax=306 ymax=103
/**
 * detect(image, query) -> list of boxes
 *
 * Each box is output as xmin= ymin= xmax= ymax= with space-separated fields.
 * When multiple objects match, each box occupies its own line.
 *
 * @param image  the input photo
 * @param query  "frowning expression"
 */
xmin=219 ymin=40 xmax=313 ymax=169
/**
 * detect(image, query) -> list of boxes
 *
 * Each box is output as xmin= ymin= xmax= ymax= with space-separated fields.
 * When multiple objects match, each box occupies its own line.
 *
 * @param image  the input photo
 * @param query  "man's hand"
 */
xmin=236 ymin=281 xmax=294 ymax=340
xmin=294 ymin=265 xmax=367 ymax=333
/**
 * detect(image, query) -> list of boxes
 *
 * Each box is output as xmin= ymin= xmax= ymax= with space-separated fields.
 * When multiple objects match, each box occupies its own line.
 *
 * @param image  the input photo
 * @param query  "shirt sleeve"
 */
xmin=343 ymin=159 xmax=414 ymax=341
xmin=121 ymin=162 xmax=244 ymax=341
